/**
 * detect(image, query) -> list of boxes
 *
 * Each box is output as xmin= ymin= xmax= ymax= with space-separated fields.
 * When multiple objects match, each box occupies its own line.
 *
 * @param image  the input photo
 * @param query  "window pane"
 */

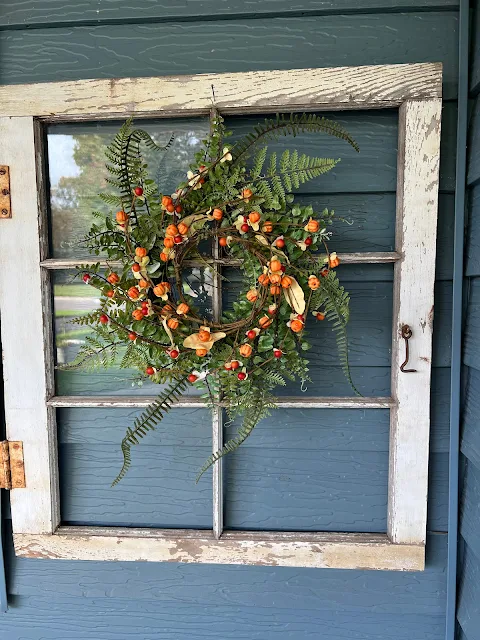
xmin=53 ymin=269 xmax=214 ymax=396
xmin=47 ymin=118 xmax=210 ymax=259
xmin=57 ymin=407 xmax=212 ymax=528
xmin=223 ymin=408 xmax=389 ymax=533
xmin=222 ymin=263 xmax=393 ymax=397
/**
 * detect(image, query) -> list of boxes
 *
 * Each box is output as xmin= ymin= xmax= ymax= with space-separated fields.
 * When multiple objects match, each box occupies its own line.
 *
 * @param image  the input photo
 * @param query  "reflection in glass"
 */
xmin=47 ymin=119 xmax=210 ymax=259
xmin=53 ymin=269 xmax=214 ymax=396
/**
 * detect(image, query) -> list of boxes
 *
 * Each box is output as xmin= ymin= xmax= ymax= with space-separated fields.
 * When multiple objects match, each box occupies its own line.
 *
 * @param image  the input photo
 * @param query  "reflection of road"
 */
xmin=55 ymin=296 xmax=100 ymax=313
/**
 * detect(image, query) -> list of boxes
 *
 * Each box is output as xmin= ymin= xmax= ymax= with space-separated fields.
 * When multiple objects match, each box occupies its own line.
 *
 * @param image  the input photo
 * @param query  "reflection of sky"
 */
xmin=48 ymin=135 xmax=80 ymax=187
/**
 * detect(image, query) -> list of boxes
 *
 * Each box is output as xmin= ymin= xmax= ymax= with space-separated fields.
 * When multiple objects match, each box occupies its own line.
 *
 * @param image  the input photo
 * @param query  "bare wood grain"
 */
xmin=14 ymin=530 xmax=424 ymax=571
xmin=388 ymin=99 xmax=442 ymax=545
xmin=0 ymin=64 xmax=442 ymax=120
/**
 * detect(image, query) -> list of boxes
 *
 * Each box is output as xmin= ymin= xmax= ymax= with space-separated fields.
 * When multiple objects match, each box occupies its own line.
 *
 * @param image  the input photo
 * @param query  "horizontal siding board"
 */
xmin=461 ymin=366 xmax=480 ymax=468
xmin=0 ymin=594 xmax=447 ymax=640
xmin=465 ymin=184 xmax=480 ymax=276
xmin=470 ymin=1 xmax=480 ymax=96
xmin=7 ymin=530 xmax=446 ymax=611
xmin=460 ymin=460 xmax=480 ymax=562
xmin=457 ymin=545 xmax=480 ymax=640
xmin=463 ymin=277 xmax=480 ymax=370
xmin=0 ymin=1 xmax=460 ymax=29
xmin=468 ymin=95 xmax=480 ymax=185
xmin=0 ymin=14 xmax=459 ymax=99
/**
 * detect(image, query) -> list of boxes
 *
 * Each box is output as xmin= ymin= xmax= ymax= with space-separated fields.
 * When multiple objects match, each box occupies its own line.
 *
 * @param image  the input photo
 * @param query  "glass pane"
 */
xmin=222 ymin=263 xmax=393 ymax=397
xmin=53 ymin=269 xmax=214 ymax=396
xmin=223 ymin=408 xmax=389 ymax=533
xmin=58 ymin=407 xmax=212 ymax=528
xmin=47 ymin=118 xmax=210 ymax=259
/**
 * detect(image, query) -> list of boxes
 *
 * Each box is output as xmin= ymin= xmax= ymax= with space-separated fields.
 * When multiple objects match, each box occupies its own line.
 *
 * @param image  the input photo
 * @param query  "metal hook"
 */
xmin=400 ymin=324 xmax=417 ymax=373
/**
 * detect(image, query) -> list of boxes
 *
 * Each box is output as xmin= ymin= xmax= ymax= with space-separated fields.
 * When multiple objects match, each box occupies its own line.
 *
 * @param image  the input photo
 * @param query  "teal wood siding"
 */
xmin=457 ymin=4 xmax=480 ymax=636
xmin=0 ymin=2 xmax=458 ymax=638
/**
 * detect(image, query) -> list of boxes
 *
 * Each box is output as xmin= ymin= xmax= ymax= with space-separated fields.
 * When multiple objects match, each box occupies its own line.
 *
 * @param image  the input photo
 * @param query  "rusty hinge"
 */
xmin=0 ymin=166 xmax=11 ymax=219
xmin=0 ymin=441 xmax=26 ymax=490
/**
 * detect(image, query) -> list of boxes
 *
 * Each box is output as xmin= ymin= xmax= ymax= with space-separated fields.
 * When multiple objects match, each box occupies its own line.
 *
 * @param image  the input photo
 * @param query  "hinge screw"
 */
xmin=1 ymin=209 xmax=9 ymax=216
xmin=1 ymin=189 xmax=9 ymax=196
xmin=0 ymin=169 xmax=5 ymax=176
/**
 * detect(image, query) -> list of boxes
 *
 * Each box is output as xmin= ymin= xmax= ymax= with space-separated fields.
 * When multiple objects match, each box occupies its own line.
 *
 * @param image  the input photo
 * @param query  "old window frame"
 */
xmin=0 ymin=63 xmax=442 ymax=570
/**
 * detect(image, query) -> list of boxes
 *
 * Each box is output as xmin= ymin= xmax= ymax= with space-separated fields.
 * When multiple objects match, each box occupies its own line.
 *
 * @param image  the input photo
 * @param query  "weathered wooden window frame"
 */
xmin=0 ymin=63 xmax=442 ymax=571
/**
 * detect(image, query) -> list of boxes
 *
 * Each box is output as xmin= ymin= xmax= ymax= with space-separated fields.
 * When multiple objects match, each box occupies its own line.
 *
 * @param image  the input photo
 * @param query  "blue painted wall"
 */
xmin=0 ymin=1 xmax=459 ymax=638
xmin=456 ymin=3 xmax=480 ymax=639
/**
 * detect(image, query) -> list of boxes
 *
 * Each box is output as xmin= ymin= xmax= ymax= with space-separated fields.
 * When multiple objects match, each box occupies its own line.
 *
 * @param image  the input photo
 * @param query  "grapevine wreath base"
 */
xmin=68 ymin=111 xmax=359 ymax=483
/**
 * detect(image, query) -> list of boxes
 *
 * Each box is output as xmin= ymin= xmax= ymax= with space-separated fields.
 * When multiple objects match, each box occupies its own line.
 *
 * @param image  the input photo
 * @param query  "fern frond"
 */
xmin=196 ymin=394 xmax=274 ymax=482
xmin=315 ymin=270 xmax=359 ymax=395
xmin=233 ymin=113 xmax=359 ymax=164
xmin=112 ymin=377 xmax=189 ymax=486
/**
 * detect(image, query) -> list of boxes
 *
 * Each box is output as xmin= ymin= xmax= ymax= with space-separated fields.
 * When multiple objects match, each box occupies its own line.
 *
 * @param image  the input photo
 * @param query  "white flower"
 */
xmin=192 ymin=370 xmax=208 ymax=381
xmin=220 ymin=147 xmax=232 ymax=162
xmin=187 ymin=170 xmax=203 ymax=190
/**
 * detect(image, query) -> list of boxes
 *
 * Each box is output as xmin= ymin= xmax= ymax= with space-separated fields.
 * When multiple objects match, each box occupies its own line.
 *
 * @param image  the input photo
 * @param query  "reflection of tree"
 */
xmin=49 ymin=123 xmax=208 ymax=258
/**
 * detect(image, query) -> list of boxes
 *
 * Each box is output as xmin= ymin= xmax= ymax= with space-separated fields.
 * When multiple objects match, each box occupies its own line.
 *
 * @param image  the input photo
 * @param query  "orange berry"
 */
xmin=175 ymin=205 xmax=183 ymax=214
xmin=248 ymin=211 xmax=261 ymax=224
xmin=241 ymin=188 xmax=253 ymax=201
xmin=281 ymin=276 xmax=293 ymax=288
xmin=132 ymin=309 xmax=144 ymax=321
xmin=166 ymin=224 xmax=179 ymax=237
xmin=290 ymin=319 xmax=304 ymax=333
xmin=160 ymin=252 xmax=170 ymax=262
xmin=219 ymin=237 xmax=228 ymax=247
xmin=128 ymin=332 xmax=137 ymax=341
xmin=315 ymin=312 xmax=325 ymax=321
xmin=176 ymin=303 xmax=189 ymax=315
xmin=107 ymin=272 xmax=120 ymax=284
xmin=106 ymin=289 xmax=115 ymax=298
xmin=135 ymin=247 xmax=147 ymax=257
xmin=167 ymin=318 xmax=179 ymax=330
xmin=166 ymin=203 xmax=175 ymax=213
xmin=230 ymin=360 xmax=240 ymax=370
xmin=239 ymin=343 xmax=253 ymax=358
xmin=162 ymin=196 xmax=173 ymax=207
xmin=132 ymin=263 xmax=141 ymax=273
xmin=138 ymin=279 xmax=149 ymax=289
xmin=270 ymin=285 xmax=281 ymax=296
xmin=258 ymin=273 xmax=270 ymax=286
xmin=269 ymin=259 xmax=282 ymax=273
xmin=153 ymin=284 xmax=167 ymax=297
xmin=259 ymin=316 xmax=272 ymax=329
xmin=177 ymin=222 xmax=189 ymax=235
xmin=160 ymin=281 xmax=171 ymax=291
xmin=308 ymin=276 xmax=320 ymax=290
xmin=198 ymin=329 xmax=211 ymax=342
xmin=329 ymin=256 xmax=340 ymax=268
xmin=307 ymin=219 xmax=320 ymax=233
xmin=161 ymin=304 xmax=175 ymax=316
xmin=164 ymin=237 xmax=175 ymax=248
xmin=128 ymin=287 xmax=140 ymax=299
xmin=262 ymin=221 xmax=273 ymax=233
xmin=212 ymin=208 xmax=223 ymax=220
xmin=270 ymin=273 xmax=282 ymax=284
xmin=116 ymin=210 xmax=128 ymax=223
xmin=196 ymin=348 xmax=208 ymax=357
xmin=246 ymin=289 xmax=258 ymax=302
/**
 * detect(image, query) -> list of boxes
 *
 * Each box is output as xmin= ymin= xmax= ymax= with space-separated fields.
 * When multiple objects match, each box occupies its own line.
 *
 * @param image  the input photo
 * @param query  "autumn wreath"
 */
xmin=68 ymin=112 xmax=359 ymax=483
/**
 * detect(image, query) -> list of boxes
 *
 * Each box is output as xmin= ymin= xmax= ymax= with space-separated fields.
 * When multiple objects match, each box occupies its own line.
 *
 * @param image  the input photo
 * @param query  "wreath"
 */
xmin=67 ymin=112 xmax=359 ymax=483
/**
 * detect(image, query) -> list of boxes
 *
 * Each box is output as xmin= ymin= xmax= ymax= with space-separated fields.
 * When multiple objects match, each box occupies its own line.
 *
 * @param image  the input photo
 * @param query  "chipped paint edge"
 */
xmin=14 ymin=530 xmax=425 ymax=571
